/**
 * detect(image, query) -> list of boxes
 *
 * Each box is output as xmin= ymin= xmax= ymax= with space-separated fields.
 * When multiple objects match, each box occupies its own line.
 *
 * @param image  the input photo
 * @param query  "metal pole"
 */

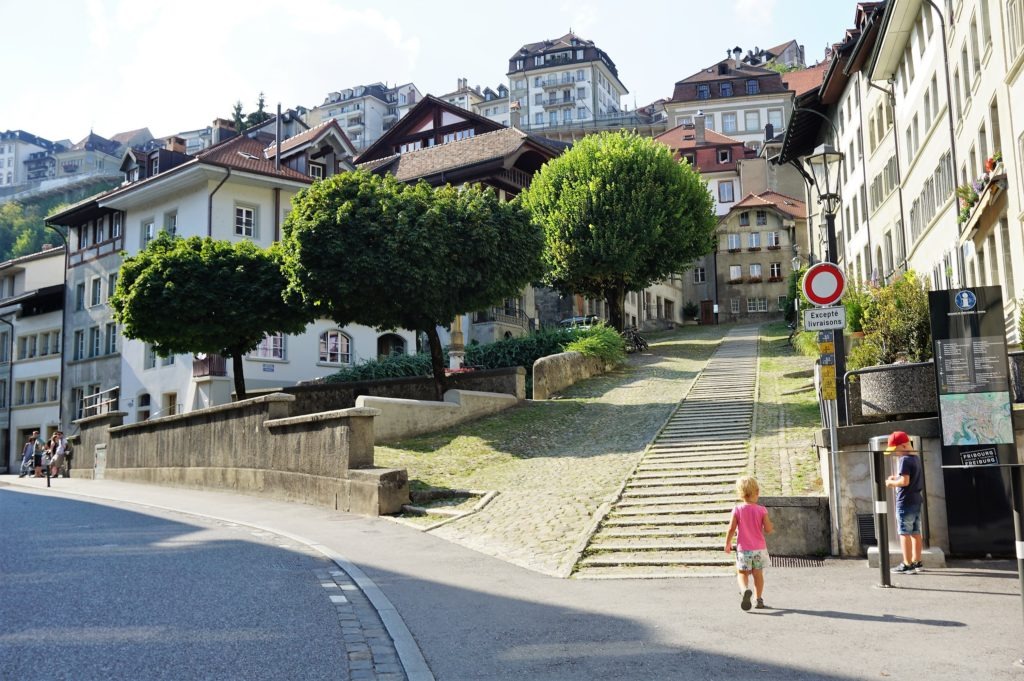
xmin=824 ymin=211 xmax=848 ymax=424
xmin=828 ymin=400 xmax=842 ymax=556
xmin=1012 ymin=467 xmax=1024 ymax=633
xmin=870 ymin=445 xmax=892 ymax=587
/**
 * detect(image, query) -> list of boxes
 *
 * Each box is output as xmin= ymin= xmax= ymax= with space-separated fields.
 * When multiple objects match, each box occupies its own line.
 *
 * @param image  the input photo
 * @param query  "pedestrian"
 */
xmin=19 ymin=436 xmax=36 ymax=477
xmin=885 ymin=430 xmax=923 ymax=574
xmin=725 ymin=475 xmax=774 ymax=611
xmin=49 ymin=430 xmax=67 ymax=478
xmin=32 ymin=431 xmax=46 ymax=477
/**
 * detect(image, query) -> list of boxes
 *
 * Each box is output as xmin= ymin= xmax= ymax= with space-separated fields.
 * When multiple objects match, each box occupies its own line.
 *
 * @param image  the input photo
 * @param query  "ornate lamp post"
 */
xmin=805 ymin=144 xmax=848 ymax=425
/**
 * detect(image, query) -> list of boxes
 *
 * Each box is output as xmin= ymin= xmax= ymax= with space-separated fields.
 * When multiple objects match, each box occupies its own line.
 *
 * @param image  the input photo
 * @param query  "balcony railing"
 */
xmin=473 ymin=307 xmax=532 ymax=331
xmin=539 ymin=75 xmax=579 ymax=88
xmin=193 ymin=354 xmax=228 ymax=377
xmin=82 ymin=386 xmax=119 ymax=417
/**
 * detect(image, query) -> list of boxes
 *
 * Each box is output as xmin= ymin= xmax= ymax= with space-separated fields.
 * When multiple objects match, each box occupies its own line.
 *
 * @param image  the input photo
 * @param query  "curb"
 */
xmin=1 ymin=480 xmax=435 ymax=681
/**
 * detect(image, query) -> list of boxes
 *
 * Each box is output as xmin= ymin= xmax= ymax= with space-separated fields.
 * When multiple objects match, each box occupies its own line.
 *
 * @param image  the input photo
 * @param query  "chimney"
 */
xmin=510 ymin=100 xmax=521 ymax=129
xmin=733 ymin=46 xmax=743 ymax=68
xmin=695 ymin=111 xmax=706 ymax=145
xmin=764 ymin=123 xmax=775 ymax=142
xmin=211 ymin=118 xmax=235 ymax=145
xmin=165 ymin=136 xmax=186 ymax=154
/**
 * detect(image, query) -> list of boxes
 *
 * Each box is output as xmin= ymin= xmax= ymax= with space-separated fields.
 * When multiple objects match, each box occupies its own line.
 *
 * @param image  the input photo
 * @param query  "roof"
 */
xmin=110 ymin=127 xmax=154 ymax=146
xmin=356 ymin=127 xmax=554 ymax=183
xmin=765 ymin=39 xmax=799 ymax=58
xmin=732 ymin=191 xmax=807 ymax=219
xmin=0 ymin=246 xmax=65 ymax=272
xmin=70 ymin=132 xmax=120 ymax=155
xmin=655 ymin=124 xmax=746 ymax=149
xmin=512 ymin=31 xmax=594 ymax=58
xmin=676 ymin=59 xmax=779 ymax=84
xmin=264 ymin=119 xmax=353 ymax=158
xmin=781 ymin=62 xmax=828 ymax=97
xmin=192 ymin=134 xmax=311 ymax=182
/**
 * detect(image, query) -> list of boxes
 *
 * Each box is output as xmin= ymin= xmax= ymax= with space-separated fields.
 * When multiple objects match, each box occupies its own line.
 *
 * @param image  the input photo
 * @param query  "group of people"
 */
xmin=724 ymin=430 xmax=923 ymax=610
xmin=18 ymin=429 xmax=70 ymax=478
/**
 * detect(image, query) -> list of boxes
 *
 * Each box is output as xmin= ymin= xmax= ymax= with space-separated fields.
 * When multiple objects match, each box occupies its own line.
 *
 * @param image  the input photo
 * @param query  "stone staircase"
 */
xmin=574 ymin=327 xmax=760 ymax=578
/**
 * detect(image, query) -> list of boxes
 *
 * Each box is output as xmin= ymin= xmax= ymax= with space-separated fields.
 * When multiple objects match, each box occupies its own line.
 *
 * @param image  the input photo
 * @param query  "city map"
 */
xmin=939 ymin=392 xmax=1014 ymax=446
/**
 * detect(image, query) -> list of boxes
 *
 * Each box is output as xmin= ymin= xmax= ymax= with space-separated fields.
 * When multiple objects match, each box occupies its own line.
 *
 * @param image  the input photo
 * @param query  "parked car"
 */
xmin=558 ymin=315 xmax=600 ymax=330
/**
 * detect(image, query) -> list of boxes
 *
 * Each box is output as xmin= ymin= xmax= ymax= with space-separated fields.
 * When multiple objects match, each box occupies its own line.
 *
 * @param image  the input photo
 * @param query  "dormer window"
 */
xmin=720 ymin=82 xmax=733 ymax=97
xmin=718 ymin=149 xmax=731 ymax=163
xmin=149 ymin=158 xmax=159 ymax=175
xmin=309 ymin=163 xmax=324 ymax=180
xmin=697 ymin=85 xmax=710 ymax=100
xmin=746 ymin=79 xmax=760 ymax=95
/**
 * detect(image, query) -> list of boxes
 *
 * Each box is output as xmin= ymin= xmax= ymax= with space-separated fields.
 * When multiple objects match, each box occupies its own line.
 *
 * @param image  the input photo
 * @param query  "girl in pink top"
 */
xmin=725 ymin=476 xmax=774 ymax=611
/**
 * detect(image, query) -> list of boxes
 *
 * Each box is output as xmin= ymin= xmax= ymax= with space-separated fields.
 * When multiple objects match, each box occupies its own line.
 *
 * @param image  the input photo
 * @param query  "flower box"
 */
xmin=727 ymin=248 xmax=741 ymax=253
xmin=726 ymin=278 xmax=742 ymax=285
xmin=767 ymin=276 xmax=784 ymax=282
xmin=747 ymin=247 xmax=762 ymax=252
xmin=767 ymin=245 xmax=781 ymax=251
xmin=747 ymin=276 xmax=763 ymax=283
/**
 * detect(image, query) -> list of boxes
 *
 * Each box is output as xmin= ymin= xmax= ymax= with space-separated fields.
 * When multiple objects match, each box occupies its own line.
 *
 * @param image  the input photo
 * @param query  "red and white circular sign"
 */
xmin=801 ymin=262 xmax=846 ymax=307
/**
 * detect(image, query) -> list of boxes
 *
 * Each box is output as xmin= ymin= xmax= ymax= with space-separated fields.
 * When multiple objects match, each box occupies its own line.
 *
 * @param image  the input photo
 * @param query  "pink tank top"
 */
xmin=733 ymin=503 xmax=767 ymax=551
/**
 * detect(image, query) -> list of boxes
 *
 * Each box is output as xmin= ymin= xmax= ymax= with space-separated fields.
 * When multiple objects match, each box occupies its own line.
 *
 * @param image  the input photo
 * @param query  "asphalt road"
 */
xmin=0 ymin=490 xmax=350 ymax=681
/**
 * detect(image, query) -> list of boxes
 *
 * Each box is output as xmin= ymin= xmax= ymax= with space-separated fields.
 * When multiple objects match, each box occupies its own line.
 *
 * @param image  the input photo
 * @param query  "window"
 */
xmin=739 ymin=212 xmax=750 ymax=226
xmin=770 ymin=262 xmax=782 ymax=279
xmin=756 ymin=210 xmax=767 ymax=226
xmin=144 ymin=344 xmax=158 ymax=369
xmin=747 ymin=297 xmax=768 ymax=312
xmin=718 ymin=149 xmax=731 ymax=163
xmin=309 ymin=163 xmax=324 ymax=179
xmin=746 ymin=79 xmax=760 ymax=95
xmin=80 ymin=223 xmax=91 ymax=249
xmin=252 ymin=332 xmax=285 ymax=360
xmin=164 ymin=211 xmax=177 ymax=235
xmin=727 ymin=233 xmax=741 ymax=250
xmin=697 ymin=84 xmax=710 ymax=100
xmin=163 ymin=392 xmax=178 ymax=417
xmin=319 ymin=330 xmax=351 ymax=364
xmin=105 ymin=323 xmax=117 ymax=354
xmin=141 ymin=220 xmax=155 ymax=247
xmin=729 ymin=265 xmax=742 ymax=281
xmin=720 ymin=82 xmax=733 ymax=97
xmin=704 ymin=114 xmax=715 ymax=130
xmin=722 ymin=112 xmax=737 ymax=133
xmin=778 ymin=295 xmax=788 ymax=311
xmin=730 ymin=298 xmax=740 ymax=314
xmin=137 ymin=393 xmax=151 ymax=421
xmin=745 ymin=110 xmax=760 ymax=132
xmin=96 ymin=216 xmax=106 ymax=243
xmin=748 ymin=233 xmax=761 ymax=248
xmin=73 ymin=330 xmax=84 ymax=361
xmin=768 ymin=109 xmax=783 ymax=131
xmin=1010 ymin=0 xmax=1024 ymax=58
xmin=112 ymin=212 xmax=122 ymax=238
xmin=108 ymin=273 xmax=117 ymax=301
xmin=89 ymin=326 xmax=100 ymax=357
xmin=768 ymin=231 xmax=781 ymax=247
xmin=90 ymin=278 xmax=102 ymax=306
xmin=161 ymin=353 xmax=174 ymax=367
xmin=577 ymin=87 xmax=585 ymax=99
xmin=234 ymin=205 xmax=256 ymax=237
xmin=693 ymin=267 xmax=706 ymax=283
xmin=74 ymin=283 xmax=85 ymax=311
xmin=718 ymin=181 xmax=734 ymax=203
xmin=749 ymin=263 xmax=762 ymax=279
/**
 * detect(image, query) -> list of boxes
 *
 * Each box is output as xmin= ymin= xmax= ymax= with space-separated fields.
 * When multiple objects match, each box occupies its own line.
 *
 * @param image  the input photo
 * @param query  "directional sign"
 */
xmin=802 ymin=262 xmax=846 ymax=307
xmin=804 ymin=306 xmax=847 ymax=331
xmin=820 ymin=364 xmax=836 ymax=380
xmin=817 ymin=331 xmax=834 ymax=343
xmin=822 ymin=381 xmax=837 ymax=400
xmin=818 ymin=341 xmax=835 ymax=354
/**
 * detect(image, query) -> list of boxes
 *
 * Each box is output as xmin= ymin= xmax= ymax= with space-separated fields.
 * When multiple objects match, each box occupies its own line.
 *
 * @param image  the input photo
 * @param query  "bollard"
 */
xmin=868 ymin=435 xmax=892 ymax=587
xmin=45 ymin=463 xmax=51 ymax=488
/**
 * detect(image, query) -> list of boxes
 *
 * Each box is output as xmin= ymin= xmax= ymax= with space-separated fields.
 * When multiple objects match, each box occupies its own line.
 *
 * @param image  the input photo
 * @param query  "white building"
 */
xmin=306 ymin=83 xmax=422 ymax=152
xmin=0 ymin=130 xmax=55 ymax=189
xmin=0 ymin=246 xmax=65 ymax=471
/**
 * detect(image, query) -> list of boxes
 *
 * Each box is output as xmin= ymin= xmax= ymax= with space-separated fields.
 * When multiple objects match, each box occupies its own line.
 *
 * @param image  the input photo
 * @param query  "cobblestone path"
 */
xmin=574 ymin=326 xmax=760 ymax=578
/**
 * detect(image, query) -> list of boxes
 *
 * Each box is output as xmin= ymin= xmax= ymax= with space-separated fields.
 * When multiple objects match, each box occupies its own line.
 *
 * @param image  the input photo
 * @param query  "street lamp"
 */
xmin=804 ymin=144 xmax=848 ymax=425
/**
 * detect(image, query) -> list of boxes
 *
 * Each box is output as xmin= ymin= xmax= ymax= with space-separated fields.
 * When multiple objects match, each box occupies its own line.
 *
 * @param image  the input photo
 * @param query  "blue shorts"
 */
xmin=897 ymin=505 xmax=922 ymax=535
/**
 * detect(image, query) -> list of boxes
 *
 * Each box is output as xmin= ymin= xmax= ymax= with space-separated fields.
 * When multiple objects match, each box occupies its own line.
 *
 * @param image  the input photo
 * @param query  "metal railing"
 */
xmin=193 ymin=354 xmax=227 ymax=377
xmin=82 ymin=386 xmax=119 ymax=417
xmin=473 ymin=307 xmax=532 ymax=331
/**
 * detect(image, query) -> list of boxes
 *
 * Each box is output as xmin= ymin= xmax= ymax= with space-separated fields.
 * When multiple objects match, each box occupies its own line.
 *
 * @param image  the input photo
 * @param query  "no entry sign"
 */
xmin=802 ymin=263 xmax=846 ymax=307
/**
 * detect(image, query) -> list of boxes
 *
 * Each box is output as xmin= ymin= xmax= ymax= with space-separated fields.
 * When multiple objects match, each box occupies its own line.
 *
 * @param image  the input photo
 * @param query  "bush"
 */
xmin=323 ymin=352 xmax=435 ymax=382
xmin=846 ymin=270 xmax=932 ymax=370
xmin=682 ymin=300 xmax=699 ymax=319
xmin=564 ymin=323 xmax=626 ymax=365
xmin=843 ymin=283 xmax=872 ymax=333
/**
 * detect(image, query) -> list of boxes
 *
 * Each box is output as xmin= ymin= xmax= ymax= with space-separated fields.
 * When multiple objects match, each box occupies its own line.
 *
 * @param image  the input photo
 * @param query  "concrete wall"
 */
xmin=356 ymin=389 xmax=519 ymax=443
xmin=762 ymin=496 xmax=830 ymax=556
xmin=72 ymin=393 xmax=408 ymax=516
xmin=532 ymin=351 xmax=607 ymax=400
xmin=282 ymin=367 xmax=526 ymax=415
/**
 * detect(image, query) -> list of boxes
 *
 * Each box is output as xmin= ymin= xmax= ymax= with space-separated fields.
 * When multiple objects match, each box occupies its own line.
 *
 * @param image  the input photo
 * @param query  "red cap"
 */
xmin=885 ymin=430 xmax=910 ymax=453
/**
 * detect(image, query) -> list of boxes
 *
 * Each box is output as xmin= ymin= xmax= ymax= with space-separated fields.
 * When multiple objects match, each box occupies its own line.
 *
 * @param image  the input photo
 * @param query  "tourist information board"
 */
xmin=929 ymin=286 xmax=1015 ymax=556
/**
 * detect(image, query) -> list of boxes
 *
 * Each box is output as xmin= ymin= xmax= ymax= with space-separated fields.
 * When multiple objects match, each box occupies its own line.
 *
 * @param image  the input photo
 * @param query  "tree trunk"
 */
xmin=424 ymin=325 xmax=448 ymax=401
xmin=232 ymin=353 xmax=247 ymax=401
xmin=606 ymin=284 xmax=627 ymax=331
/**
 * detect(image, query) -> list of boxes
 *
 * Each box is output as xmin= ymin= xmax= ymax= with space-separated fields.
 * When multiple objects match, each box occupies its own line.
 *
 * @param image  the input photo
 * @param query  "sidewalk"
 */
xmin=4 ymin=475 xmax=1023 ymax=681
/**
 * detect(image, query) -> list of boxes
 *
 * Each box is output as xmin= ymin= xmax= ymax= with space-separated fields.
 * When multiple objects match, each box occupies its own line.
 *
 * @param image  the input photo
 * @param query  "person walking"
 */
xmin=49 ymin=430 xmax=67 ymax=478
xmin=725 ymin=476 xmax=774 ymax=611
xmin=885 ymin=430 xmax=924 ymax=574
xmin=19 ymin=436 xmax=36 ymax=477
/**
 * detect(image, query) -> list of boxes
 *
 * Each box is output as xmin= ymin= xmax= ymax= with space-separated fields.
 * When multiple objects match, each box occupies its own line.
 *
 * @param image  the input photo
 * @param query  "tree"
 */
xmin=281 ymin=171 xmax=543 ymax=400
xmin=231 ymin=100 xmax=247 ymax=134
xmin=110 ymin=233 xmax=310 ymax=399
xmin=521 ymin=131 xmax=717 ymax=330
xmin=0 ymin=201 xmax=63 ymax=261
xmin=246 ymin=91 xmax=272 ymax=127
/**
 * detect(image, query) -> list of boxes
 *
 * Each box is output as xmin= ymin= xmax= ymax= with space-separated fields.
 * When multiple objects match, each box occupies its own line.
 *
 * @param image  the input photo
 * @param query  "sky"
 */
xmin=1 ymin=0 xmax=855 ymax=144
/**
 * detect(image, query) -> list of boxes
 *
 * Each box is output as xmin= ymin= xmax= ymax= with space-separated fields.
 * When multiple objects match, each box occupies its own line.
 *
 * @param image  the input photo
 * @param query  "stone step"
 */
xmin=627 ymin=476 xmax=737 ymax=486
xmin=637 ymin=462 xmax=746 ymax=472
xmin=572 ymin=565 xmax=733 ymax=579
xmin=612 ymin=503 xmax=735 ymax=515
xmin=588 ymin=539 xmax=723 ymax=552
xmin=621 ymin=488 xmax=735 ymax=500
xmin=603 ymin=514 xmax=732 ymax=527
xmin=578 ymin=551 xmax=734 ymax=568
xmin=597 ymin=526 xmax=727 ymax=538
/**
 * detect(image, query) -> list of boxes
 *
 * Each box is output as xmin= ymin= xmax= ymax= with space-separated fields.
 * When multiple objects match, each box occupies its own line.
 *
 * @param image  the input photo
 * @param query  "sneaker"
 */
xmin=755 ymin=598 xmax=766 ymax=609
xmin=912 ymin=561 xmax=923 ymax=573
xmin=892 ymin=562 xmax=914 ymax=573
xmin=740 ymin=589 xmax=753 ymax=611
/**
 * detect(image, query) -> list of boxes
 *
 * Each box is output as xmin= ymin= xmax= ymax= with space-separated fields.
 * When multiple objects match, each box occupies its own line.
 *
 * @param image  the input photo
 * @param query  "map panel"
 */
xmin=939 ymin=392 xmax=1014 ymax=446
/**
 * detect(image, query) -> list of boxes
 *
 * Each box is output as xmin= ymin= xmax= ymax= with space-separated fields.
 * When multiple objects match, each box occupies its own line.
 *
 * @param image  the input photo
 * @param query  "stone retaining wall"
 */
xmin=356 ymin=389 xmax=519 ymax=443
xmin=533 ymin=352 xmax=608 ymax=400
xmin=73 ymin=394 xmax=408 ymax=516
xmin=762 ymin=496 xmax=830 ymax=556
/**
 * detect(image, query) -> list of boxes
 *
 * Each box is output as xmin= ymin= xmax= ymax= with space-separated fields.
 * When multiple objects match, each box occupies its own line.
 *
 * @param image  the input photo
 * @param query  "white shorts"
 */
xmin=736 ymin=548 xmax=770 ymax=572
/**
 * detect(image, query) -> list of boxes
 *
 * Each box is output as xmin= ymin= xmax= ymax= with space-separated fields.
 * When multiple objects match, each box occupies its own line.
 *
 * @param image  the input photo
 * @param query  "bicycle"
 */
xmin=621 ymin=326 xmax=649 ymax=353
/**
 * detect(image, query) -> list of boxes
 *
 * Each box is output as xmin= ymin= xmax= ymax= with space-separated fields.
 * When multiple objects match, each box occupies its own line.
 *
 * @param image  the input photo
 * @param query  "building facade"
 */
xmin=0 ymin=130 xmax=55 ymax=190
xmin=306 ymin=83 xmax=422 ymax=152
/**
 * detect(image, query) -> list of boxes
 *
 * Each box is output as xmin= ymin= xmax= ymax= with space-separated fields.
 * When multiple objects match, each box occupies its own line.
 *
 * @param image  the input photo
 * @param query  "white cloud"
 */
xmin=734 ymin=0 xmax=777 ymax=26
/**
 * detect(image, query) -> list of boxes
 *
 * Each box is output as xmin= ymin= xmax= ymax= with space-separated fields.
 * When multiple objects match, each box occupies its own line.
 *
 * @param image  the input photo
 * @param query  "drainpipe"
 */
xmin=274 ymin=188 xmax=281 ymax=242
xmin=207 ymin=168 xmax=231 ymax=237
xmin=0 ymin=304 xmax=23 ymax=471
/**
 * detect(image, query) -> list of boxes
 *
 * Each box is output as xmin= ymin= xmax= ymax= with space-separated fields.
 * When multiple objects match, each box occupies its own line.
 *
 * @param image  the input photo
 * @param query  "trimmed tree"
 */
xmin=281 ymin=170 xmax=544 ymax=400
xmin=521 ymin=130 xmax=717 ymax=330
xmin=110 ymin=233 xmax=310 ymax=400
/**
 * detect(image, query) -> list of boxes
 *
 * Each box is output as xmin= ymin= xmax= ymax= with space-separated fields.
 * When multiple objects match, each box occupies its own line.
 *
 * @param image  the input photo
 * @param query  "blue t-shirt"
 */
xmin=895 ymin=454 xmax=923 ymax=508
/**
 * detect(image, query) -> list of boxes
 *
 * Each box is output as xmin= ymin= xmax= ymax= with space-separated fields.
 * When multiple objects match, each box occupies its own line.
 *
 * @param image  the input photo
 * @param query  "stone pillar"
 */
xmin=449 ymin=314 xmax=465 ymax=369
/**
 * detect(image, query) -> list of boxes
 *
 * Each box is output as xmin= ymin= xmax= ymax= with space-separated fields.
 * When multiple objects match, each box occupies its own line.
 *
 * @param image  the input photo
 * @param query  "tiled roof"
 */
xmin=765 ymin=39 xmax=798 ymax=59
xmin=732 ymin=191 xmax=807 ymax=219
xmin=678 ymin=60 xmax=779 ymax=84
xmin=782 ymin=62 xmax=828 ymax=96
xmin=110 ymin=127 xmax=154 ymax=146
xmin=512 ymin=32 xmax=593 ymax=58
xmin=265 ymin=119 xmax=351 ymax=158
xmin=196 ymin=134 xmax=310 ymax=182
xmin=356 ymin=127 xmax=545 ymax=183
xmin=655 ymin=124 xmax=745 ymax=149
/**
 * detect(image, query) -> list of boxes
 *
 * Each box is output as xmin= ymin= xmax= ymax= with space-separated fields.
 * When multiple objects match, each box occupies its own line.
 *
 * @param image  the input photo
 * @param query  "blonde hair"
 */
xmin=736 ymin=476 xmax=760 ymax=502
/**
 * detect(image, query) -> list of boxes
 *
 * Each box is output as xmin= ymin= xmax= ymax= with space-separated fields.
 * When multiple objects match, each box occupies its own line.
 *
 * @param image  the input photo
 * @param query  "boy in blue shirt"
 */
xmin=885 ymin=430 xmax=924 ymax=573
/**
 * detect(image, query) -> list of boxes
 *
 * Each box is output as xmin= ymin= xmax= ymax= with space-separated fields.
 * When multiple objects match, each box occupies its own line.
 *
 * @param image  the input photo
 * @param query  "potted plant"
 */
xmin=682 ymin=300 xmax=699 ymax=323
xmin=985 ymin=156 xmax=997 ymax=173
